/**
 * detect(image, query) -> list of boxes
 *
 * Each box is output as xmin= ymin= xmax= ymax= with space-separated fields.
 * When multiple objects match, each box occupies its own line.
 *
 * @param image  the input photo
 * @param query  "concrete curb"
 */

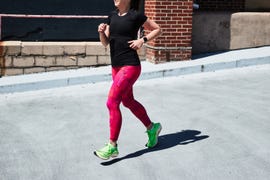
xmin=1 ymin=48 xmax=270 ymax=94
xmin=140 ymin=56 xmax=270 ymax=80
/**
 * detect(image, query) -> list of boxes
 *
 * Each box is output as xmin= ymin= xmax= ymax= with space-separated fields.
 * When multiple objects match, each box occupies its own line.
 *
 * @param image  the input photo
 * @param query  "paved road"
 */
xmin=0 ymin=65 xmax=270 ymax=180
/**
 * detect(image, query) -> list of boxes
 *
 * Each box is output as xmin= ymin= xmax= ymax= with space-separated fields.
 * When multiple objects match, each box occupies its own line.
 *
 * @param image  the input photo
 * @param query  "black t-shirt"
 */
xmin=107 ymin=10 xmax=147 ymax=67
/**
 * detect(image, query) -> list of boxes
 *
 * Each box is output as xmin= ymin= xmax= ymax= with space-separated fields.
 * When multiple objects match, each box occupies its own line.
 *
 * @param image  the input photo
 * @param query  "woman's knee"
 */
xmin=106 ymin=98 xmax=120 ymax=110
xmin=122 ymin=98 xmax=134 ymax=108
xmin=122 ymin=99 xmax=129 ymax=108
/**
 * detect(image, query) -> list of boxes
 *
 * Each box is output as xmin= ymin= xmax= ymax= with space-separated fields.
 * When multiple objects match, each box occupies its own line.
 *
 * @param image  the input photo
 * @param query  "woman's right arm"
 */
xmin=98 ymin=23 xmax=110 ymax=47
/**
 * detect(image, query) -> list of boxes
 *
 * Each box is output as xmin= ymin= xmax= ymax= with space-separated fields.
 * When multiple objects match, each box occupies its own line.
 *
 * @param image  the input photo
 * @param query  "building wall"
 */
xmin=0 ymin=42 xmax=111 ymax=76
xmin=144 ymin=0 xmax=193 ymax=63
xmin=192 ymin=12 xmax=270 ymax=54
xmin=195 ymin=0 xmax=245 ymax=11
xmin=0 ymin=42 xmax=145 ymax=76
xmin=192 ymin=0 xmax=270 ymax=54
xmin=245 ymin=0 xmax=270 ymax=11
xmin=194 ymin=0 xmax=270 ymax=12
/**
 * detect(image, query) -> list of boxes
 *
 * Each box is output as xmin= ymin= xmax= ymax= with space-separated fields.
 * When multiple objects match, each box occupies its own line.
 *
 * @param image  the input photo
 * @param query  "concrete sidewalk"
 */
xmin=1 ymin=46 xmax=270 ymax=94
xmin=0 ymin=64 xmax=270 ymax=180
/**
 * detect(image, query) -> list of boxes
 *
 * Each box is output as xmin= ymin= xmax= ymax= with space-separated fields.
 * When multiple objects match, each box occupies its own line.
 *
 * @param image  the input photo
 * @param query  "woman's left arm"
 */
xmin=142 ymin=18 xmax=162 ymax=42
xmin=129 ymin=18 xmax=161 ymax=50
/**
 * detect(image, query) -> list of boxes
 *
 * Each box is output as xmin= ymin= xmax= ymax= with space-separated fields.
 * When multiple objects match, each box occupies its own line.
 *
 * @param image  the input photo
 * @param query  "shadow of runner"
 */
xmin=101 ymin=130 xmax=209 ymax=166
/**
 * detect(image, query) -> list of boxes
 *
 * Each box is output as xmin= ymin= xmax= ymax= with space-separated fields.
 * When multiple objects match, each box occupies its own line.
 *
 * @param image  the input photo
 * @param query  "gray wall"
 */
xmin=192 ymin=12 xmax=270 ymax=54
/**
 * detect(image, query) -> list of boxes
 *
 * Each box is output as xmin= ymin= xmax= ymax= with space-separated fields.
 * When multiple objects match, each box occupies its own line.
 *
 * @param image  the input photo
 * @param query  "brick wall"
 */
xmin=195 ymin=0 xmax=245 ymax=11
xmin=144 ymin=0 xmax=193 ymax=63
xmin=0 ymin=41 xmax=146 ymax=76
xmin=0 ymin=42 xmax=111 ymax=76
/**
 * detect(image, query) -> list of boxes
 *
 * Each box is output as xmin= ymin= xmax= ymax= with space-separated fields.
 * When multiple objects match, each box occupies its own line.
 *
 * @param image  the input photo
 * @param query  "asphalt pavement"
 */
xmin=0 ymin=63 xmax=270 ymax=180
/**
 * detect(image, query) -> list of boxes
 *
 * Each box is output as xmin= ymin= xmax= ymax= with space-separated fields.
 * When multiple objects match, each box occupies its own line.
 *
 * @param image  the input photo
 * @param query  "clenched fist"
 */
xmin=98 ymin=23 xmax=107 ymax=33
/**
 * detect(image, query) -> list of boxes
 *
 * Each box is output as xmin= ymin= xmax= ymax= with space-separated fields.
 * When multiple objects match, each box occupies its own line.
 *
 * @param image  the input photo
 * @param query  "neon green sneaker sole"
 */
xmin=146 ymin=122 xmax=162 ymax=148
xmin=94 ymin=143 xmax=119 ymax=160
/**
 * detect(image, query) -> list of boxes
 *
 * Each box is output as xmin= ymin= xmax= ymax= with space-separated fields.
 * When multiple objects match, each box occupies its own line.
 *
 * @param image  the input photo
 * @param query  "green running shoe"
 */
xmin=94 ymin=143 xmax=119 ymax=160
xmin=146 ymin=122 xmax=162 ymax=148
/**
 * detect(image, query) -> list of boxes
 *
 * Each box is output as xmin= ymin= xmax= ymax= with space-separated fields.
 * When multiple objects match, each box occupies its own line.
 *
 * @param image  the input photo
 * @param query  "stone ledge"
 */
xmin=86 ymin=42 xmax=110 ymax=55
xmin=21 ymin=42 xmax=43 ymax=55
xmin=0 ymin=41 xmax=147 ymax=76
xmin=1 ymin=41 xmax=110 ymax=56
xmin=1 ymin=41 xmax=147 ymax=57
xmin=230 ymin=12 xmax=270 ymax=49
xmin=0 ymin=41 xmax=22 ymax=56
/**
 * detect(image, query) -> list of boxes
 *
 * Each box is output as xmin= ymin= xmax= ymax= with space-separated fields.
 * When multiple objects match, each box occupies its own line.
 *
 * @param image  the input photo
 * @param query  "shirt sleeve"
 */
xmin=137 ymin=12 xmax=147 ymax=27
xmin=106 ymin=14 xmax=111 ymax=25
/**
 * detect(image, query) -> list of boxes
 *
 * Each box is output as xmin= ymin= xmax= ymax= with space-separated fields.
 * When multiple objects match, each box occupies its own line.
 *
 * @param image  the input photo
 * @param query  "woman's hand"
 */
xmin=98 ymin=23 xmax=107 ymax=33
xmin=98 ymin=23 xmax=110 ymax=47
xmin=128 ymin=39 xmax=144 ymax=50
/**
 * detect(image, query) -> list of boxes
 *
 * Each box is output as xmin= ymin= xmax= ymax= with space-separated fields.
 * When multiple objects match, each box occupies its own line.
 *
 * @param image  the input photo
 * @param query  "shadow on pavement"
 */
xmin=100 ymin=130 xmax=209 ymax=166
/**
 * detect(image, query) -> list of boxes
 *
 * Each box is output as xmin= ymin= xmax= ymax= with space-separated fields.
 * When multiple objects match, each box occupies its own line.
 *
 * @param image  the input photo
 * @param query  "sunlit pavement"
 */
xmin=0 ymin=63 xmax=270 ymax=180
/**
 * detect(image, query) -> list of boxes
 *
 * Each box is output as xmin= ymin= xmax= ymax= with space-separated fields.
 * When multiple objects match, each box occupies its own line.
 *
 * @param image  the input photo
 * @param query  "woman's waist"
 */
xmin=109 ymin=35 xmax=136 ymax=41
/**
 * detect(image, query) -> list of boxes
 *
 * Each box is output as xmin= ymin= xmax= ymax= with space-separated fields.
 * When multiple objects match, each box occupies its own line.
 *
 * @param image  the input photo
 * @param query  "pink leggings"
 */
xmin=107 ymin=65 xmax=152 ymax=142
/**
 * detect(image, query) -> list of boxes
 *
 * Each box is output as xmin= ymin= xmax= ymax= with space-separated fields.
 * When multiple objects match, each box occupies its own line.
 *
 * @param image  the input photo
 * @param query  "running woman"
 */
xmin=94 ymin=0 xmax=162 ymax=160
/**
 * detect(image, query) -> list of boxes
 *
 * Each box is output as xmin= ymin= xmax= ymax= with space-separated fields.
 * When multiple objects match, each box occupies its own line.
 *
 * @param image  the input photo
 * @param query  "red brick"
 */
xmin=145 ymin=0 xmax=193 ymax=62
